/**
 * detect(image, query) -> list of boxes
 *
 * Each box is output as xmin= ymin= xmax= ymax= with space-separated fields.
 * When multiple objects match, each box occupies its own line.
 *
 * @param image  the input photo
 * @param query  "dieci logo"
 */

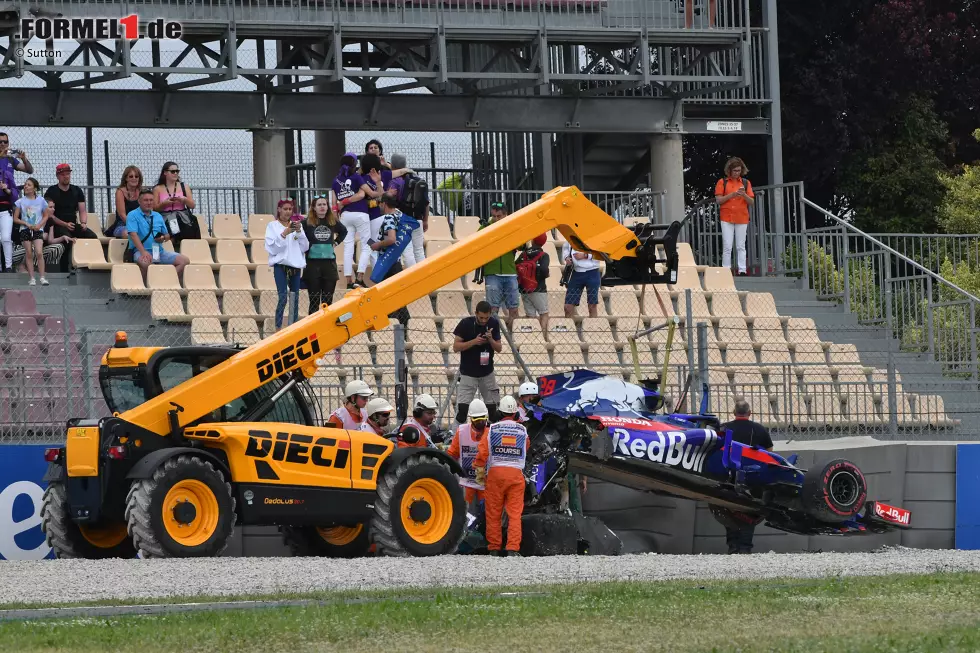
xmin=20 ymin=15 xmax=182 ymax=41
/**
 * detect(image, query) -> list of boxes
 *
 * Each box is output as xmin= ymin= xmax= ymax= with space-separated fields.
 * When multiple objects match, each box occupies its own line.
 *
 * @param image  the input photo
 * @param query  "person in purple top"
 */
xmin=0 ymin=133 xmax=34 ymax=273
xmin=358 ymin=153 xmax=416 ymax=269
xmin=331 ymin=152 xmax=371 ymax=288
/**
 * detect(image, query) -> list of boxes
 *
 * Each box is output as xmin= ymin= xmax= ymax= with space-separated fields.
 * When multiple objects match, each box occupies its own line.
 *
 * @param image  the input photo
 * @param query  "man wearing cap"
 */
xmin=360 ymin=397 xmax=395 ymax=436
xmin=327 ymin=380 xmax=374 ymax=430
xmin=0 ymin=133 xmax=34 ymax=273
xmin=45 ymin=163 xmax=97 ymax=272
xmin=477 ymin=202 xmax=520 ymax=331
xmin=516 ymin=234 xmax=551 ymax=331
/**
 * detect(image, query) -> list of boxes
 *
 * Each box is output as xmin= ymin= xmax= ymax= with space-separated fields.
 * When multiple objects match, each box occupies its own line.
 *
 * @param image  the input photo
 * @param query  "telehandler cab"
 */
xmin=40 ymin=187 xmax=683 ymax=559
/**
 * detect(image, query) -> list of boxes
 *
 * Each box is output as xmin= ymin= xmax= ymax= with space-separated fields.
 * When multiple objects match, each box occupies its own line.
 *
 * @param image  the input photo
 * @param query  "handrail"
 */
xmin=802 ymin=198 xmax=980 ymax=305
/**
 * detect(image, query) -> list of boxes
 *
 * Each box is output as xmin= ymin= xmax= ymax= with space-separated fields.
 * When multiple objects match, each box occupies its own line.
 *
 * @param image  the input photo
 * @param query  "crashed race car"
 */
xmin=512 ymin=368 xmax=912 ymax=545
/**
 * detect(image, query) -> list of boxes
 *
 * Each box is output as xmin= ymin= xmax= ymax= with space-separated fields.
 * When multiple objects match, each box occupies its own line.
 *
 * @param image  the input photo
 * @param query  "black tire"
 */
xmin=801 ymin=458 xmax=868 ymax=523
xmin=41 ymin=482 xmax=137 ymax=559
xmin=281 ymin=524 xmax=371 ymax=558
xmin=709 ymin=505 xmax=765 ymax=531
xmin=371 ymin=453 xmax=466 ymax=557
xmin=125 ymin=455 xmax=236 ymax=558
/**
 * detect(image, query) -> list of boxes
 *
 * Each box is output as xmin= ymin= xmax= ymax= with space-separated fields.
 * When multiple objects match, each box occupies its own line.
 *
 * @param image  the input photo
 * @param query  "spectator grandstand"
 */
xmin=0 ymin=194 xmax=966 ymax=444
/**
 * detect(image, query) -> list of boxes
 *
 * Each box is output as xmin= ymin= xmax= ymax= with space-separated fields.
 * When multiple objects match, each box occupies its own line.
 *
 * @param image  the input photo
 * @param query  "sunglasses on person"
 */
xmin=166 ymin=168 xmax=180 ymax=174
xmin=490 ymin=202 xmax=506 ymax=210
xmin=0 ymin=140 xmax=8 ymax=145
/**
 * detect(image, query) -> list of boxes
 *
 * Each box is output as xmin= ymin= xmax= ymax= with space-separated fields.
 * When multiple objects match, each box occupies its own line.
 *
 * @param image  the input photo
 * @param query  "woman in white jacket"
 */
xmin=265 ymin=198 xmax=309 ymax=330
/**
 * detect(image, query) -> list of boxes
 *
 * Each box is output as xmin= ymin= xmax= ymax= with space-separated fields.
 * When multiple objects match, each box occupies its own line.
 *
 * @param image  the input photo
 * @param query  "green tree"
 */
xmin=937 ymin=128 xmax=980 ymax=234
xmin=837 ymin=96 xmax=949 ymax=233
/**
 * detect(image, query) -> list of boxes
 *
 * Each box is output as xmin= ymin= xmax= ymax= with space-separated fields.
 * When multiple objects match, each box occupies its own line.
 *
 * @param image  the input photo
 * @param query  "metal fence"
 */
xmin=681 ymin=182 xmax=804 ymax=276
xmin=5 ymin=0 xmax=752 ymax=31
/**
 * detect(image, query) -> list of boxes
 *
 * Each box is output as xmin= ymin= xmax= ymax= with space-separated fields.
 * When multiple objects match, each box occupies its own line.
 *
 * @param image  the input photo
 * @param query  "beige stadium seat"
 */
xmin=216 ymin=240 xmax=252 ymax=269
xmin=180 ymin=239 xmax=216 ymax=267
xmin=786 ymin=317 xmax=819 ymax=344
xmin=72 ymin=240 xmax=112 ymax=270
xmin=212 ymin=214 xmax=245 ymax=240
xmin=745 ymin=292 xmax=779 ymax=318
xmin=828 ymin=343 xmax=866 ymax=373
xmin=195 ymin=214 xmax=211 ymax=241
xmin=640 ymin=287 xmax=676 ymax=317
xmin=510 ymin=318 xmax=546 ymax=347
xmin=253 ymin=264 xmax=276 ymax=291
xmin=226 ymin=317 xmax=261 ymax=346
xmin=581 ymin=317 xmax=614 ymax=343
xmin=249 ymin=240 xmax=269 ymax=266
xmin=718 ymin=318 xmax=756 ymax=366
xmin=676 ymin=290 xmax=712 ymax=322
xmin=258 ymin=290 xmax=277 ymax=318
xmin=710 ymin=292 xmax=744 ymax=317
xmin=607 ymin=290 xmax=641 ymax=322
xmin=547 ymin=291 xmax=570 ymax=317
xmin=702 ymin=267 xmax=735 ymax=292
xmin=546 ymin=317 xmax=580 ymax=343
xmin=110 ymin=263 xmax=147 ymax=295
xmin=668 ymin=267 xmax=702 ymax=293
xmin=588 ymin=345 xmax=621 ymax=371
xmin=191 ymin=317 xmax=226 ymax=345
xmin=435 ymin=291 xmax=469 ymax=318
xmin=150 ymin=290 xmax=186 ymax=321
xmin=147 ymin=265 xmax=181 ymax=291
xmin=759 ymin=343 xmax=793 ymax=374
xmin=732 ymin=368 xmax=766 ymax=398
xmin=751 ymin=316 xmax=785 ymax=344
xmin=408 ymin=296 xmax=436 ymax=318
xmin=222 ymin=290 xmax=257 ymax=317
xmin=552 ymin=342 xmax=587 ymax=367
xmin=425 ymin=239 xmax=453 ymax=258
xmin=406 ymin=317 xmax=440 ymax=345
xmin=424 ymin=218 xmax=453 ymax=242
xmin=218 ymin=264 xmax=253 ymax=291
xmin=792 ymin=342 xmax=828 ymax=373
xmin=247 ymin=214 xmax=274 ymax=240
xmin=453 ymin=216 xmax=481 ymax=240
xmin=187 ymin=290 xmax=222 ymax=318
xmin=182 ymin=265 xmax=217 ymax=290
xmin=107 ymin=238 xmax=129 ymax=264
xmin=676 ymin=242 xmax=697 ymax=267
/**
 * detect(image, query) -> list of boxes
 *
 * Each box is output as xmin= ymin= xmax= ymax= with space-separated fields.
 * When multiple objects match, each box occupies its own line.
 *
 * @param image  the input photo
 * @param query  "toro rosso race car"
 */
xmin=521 ymin=369 xmax=912 ymax=537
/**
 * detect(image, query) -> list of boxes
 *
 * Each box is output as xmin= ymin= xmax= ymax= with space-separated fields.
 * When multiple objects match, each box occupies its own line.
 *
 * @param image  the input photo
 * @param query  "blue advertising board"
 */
xmin=956 ymin=444 xmax=980 ymax=550
xmin=0 ymin=445 xmax=56 ymax=560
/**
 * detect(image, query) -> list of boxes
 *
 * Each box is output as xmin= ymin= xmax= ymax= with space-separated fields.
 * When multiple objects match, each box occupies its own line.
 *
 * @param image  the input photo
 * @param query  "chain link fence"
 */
xmin=2 ymin=259 xmax=974 ymax=444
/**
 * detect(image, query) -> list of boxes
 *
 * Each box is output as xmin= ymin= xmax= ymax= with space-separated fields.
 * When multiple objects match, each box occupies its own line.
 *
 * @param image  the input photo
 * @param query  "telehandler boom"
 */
xmin=40 ymin=186 xmax=682 ymax=559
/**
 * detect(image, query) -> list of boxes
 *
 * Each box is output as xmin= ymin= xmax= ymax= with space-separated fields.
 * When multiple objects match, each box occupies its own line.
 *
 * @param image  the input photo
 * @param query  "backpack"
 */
xmin=516 ymin=249 xmax=545 ymax=293
xmin=398 ymin=174 xmax=429 ymax=217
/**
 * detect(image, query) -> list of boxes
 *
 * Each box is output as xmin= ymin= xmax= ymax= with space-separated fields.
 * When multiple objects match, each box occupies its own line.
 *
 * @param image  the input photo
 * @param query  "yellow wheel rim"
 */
xmin=316 ymin=524 xmax=364 ymax=546
xmin=79 ymin=522 xmax=129 ymax=548
xmin=399 ymin=478 xmax=453 ymax=545
xmin=162 ymin=479 xmax=220 ymax=547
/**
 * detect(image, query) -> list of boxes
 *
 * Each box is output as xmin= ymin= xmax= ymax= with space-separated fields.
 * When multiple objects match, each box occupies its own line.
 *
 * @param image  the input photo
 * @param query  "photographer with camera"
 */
xmin=265 ymin=198 xmax=310 ymax=331
xmin=125 ymin=188 xmax=190 ymax=283
xmin=452 ymin=300 xmax=503 ymax=424
xmin=0 ymin=134 xmax=34 ymax=273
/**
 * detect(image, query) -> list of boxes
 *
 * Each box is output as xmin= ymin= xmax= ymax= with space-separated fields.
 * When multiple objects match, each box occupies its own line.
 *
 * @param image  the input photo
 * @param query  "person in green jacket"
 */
xmin=477 ymin=201 xmax=519 ymax=331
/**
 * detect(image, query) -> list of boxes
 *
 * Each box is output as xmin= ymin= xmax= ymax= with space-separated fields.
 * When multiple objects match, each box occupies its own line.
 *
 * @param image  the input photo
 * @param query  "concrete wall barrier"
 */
xmin=0 ymin=438 xmax=972 ymax=559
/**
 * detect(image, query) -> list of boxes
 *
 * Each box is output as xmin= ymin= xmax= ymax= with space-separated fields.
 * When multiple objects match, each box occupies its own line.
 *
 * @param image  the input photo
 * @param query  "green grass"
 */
xmin=2 ymin=573 xmax=980 ymax=653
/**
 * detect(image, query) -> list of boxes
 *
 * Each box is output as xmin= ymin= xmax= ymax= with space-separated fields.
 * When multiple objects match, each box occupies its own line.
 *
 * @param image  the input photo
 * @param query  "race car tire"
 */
xmin=709 ymin=505 xmax=765 ymax=531
xmin=280 ymin=524 xmax=372 ymax=558
xmin=371 ymin=453 xmax=467 ymax=557
xmin=41 ymin=482 xmax=137 ymax=559
xmin=801 ymin=458 xmax=867 ymax=523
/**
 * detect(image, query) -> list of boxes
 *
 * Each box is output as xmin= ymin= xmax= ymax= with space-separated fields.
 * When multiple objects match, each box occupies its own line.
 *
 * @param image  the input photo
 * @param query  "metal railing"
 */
xmin=79 ymin=186 xmax=667 ymax=231
xmin=800 ymin=199 xmax=980 ymax=387
xmin=680 ymin=182 xmax=805 ymax=276
xmin=859 ymin=234 xmax=980 ymax=276
xmin=8 ymin=0 xmax=752 ymax=31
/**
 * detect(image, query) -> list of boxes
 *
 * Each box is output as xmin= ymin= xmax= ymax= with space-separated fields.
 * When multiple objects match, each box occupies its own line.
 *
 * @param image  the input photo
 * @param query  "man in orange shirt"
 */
xmin=714 ymin=156 xmax=755 ymax=276
xmin=473 ymin=396 xmax=529 ymax=556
